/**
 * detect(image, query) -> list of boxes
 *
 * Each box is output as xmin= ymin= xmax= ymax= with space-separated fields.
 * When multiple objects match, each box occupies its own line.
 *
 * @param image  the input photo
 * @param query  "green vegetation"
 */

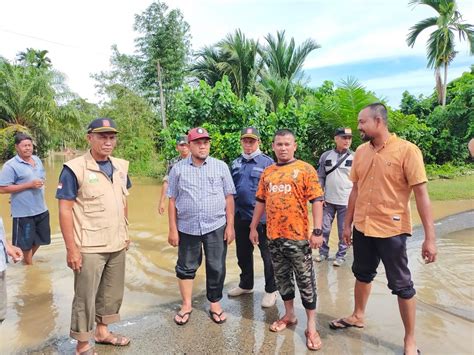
xmin=426 ymin=162 xmax=473 ymax=179
xmin=427 ymin=174 xmax=474 ymax=200
xmin=1 ymin=0 xmax=473 ymax=180
xmin=407 ymin=0 xmax=474 ymax=106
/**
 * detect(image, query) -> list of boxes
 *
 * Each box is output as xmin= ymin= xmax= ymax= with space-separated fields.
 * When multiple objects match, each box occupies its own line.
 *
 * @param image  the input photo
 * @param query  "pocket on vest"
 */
xmin=81 ymin=225 xmax=108 ymax=247
xmin=83 ymin=191 xmax=106 ymax=213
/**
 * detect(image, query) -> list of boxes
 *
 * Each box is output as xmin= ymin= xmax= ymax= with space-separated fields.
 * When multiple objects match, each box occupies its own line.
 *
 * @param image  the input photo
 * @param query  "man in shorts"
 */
xmin=250 ymin=129 xmax=324 ymax=351
xmin=329 ymin=103 xmax=437 ymax=355
xmin=0 ymin=133 xmax=51 ymax=265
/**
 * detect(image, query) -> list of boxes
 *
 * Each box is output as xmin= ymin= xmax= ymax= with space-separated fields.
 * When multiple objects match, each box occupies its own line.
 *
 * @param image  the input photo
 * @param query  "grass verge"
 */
xmin=428 ymin=175 xmax=474 ymax=201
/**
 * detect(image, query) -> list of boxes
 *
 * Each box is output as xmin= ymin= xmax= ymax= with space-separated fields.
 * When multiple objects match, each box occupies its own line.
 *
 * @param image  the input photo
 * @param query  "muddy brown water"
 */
xmin=0 ymin=155 xmax=473 ymax=354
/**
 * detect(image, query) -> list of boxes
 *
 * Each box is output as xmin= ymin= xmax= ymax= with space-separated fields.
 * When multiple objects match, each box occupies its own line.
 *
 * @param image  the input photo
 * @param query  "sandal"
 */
xmin=209 ymin=310 xmax=226 ymax=324
xmin=305 ymin=329 xmax=322 ymax=351
xmin=174 ymin=310 xmax=192 ymax=325
xmin=95 ymin=332 xmax=130 ymax=346
xmin=269 ymin=318 xmax=298 ymax=332
xmin=329 ymin=318 xmax=364 ymax=329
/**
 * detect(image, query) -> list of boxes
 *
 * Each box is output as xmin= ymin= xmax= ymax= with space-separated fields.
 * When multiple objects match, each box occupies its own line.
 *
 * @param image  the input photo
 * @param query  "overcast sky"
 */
xmin=1 ymin=0 xmax=473 ymax=107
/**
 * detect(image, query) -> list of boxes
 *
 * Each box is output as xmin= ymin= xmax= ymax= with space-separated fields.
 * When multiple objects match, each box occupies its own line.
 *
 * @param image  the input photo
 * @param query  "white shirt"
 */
xmin=317 ymin=149 xmax=354 ymax=205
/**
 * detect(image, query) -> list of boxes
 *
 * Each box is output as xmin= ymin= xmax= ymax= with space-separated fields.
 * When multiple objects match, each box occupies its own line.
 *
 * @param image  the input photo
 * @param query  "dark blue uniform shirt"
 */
xmin=231 ymin=153 xmax=274 ymax=222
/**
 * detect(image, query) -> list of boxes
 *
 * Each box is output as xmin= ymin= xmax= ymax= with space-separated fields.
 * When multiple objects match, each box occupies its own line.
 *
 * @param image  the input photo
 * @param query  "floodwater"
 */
xmin=0 ymin=155 xmax=473 ymax=354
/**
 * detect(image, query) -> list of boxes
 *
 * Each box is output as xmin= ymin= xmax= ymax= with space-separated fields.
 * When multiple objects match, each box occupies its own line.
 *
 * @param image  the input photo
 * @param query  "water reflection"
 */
xmin=0 ymin=156 xmax=472 ymax=353
xmin=14 ymin=265 xmax=56 ymax=347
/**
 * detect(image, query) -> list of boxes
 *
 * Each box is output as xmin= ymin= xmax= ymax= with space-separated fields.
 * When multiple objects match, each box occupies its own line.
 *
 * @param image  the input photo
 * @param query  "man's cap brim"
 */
xmin=89 ymin=127 xmax=119 ymax=133
xmin=241 ymin=134 xmax=259 ymax=140
xmin=189 ymin=136 xmax=211 ymax=142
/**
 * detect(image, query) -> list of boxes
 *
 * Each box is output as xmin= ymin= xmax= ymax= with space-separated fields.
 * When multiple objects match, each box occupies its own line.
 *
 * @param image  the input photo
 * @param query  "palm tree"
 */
xmin=192 ymin=46 xmax=226 ymax=87
xmin=192 ymin=30 xmax=262 ymax=99
xmin=259 ymin=30 xmax=320 ymax=110
xmin=406 ymin=0 xmax=474 ymax=106
xmin=17 ymin=48 xmax=52 ymax=70
xmin=217 ymin=29 xmax=261 ymax=99
xmin=0 ymin=59 xmax=56 ymax=154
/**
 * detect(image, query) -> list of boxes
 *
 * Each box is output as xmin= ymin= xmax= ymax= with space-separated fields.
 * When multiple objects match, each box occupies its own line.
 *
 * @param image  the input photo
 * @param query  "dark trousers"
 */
xmin=176 ymin=225 xmax=227 ymax=303
xmin=321 ymin=202 xmax=348 ymax=258
xmin=352 ymin=228 xmax=416 ymax=299
xmin=235 ymin=214 xmax=277 ymax=293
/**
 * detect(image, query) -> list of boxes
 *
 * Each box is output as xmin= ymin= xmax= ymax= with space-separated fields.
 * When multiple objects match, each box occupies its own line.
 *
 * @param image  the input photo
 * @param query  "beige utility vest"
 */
xmin=65 ymin=151 xmax=129 ymax=253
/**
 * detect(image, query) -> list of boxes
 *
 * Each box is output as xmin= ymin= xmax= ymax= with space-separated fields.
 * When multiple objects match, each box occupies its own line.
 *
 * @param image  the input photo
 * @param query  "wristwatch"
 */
xmin=312 ymin=228 xmax=323 ymax=236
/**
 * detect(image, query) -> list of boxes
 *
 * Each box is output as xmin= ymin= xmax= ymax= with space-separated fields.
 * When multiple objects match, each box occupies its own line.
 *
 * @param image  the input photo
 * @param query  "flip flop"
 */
xmin=269 ymin=318 xmax=298 ymax=332
xmin=174 ymin=310 xmax=192 ymax=325
xmin=403 ymin=350 xmax=421 ymax=355
xmin=95 ymin=332 xmax=130 ymax=346
xmin=304 ymin=329 xmax=322 ymax=351
xmin=209 ymin=310 xmax=226 ymax=324
xmin=329 ymin=318 xmax=364 ymax=330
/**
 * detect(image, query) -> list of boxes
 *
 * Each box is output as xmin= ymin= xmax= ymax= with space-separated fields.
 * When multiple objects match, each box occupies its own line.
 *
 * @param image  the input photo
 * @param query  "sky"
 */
xmin=1 ymin=0 xmax=473 ymax=107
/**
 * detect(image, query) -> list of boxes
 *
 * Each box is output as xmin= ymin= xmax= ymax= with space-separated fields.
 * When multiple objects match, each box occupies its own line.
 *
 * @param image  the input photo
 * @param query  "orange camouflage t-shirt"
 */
xmin=256 ymin=160 xmax=323 ymax=241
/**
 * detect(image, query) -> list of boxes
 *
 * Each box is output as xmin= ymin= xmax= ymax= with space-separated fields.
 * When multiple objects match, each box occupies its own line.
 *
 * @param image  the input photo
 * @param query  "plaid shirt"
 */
xmin=167 ymin=155 xmax=236 ymax=236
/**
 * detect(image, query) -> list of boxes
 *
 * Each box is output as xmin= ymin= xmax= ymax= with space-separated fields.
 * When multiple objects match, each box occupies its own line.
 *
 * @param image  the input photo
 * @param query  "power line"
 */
xmin=0 ymin=28 xmax=110 ymax=56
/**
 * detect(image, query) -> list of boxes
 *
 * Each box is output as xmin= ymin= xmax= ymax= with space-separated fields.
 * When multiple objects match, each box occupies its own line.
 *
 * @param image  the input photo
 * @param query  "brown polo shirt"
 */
xmin=350 ymin=134 xmax=427 ymax=238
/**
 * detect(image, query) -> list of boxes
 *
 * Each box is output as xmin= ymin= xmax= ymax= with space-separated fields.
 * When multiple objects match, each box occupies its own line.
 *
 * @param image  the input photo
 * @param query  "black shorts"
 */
xmin=12 ymin=211 xmax=51 ymax=251
xmin=351 ymin=227 xmax=416 ymax=299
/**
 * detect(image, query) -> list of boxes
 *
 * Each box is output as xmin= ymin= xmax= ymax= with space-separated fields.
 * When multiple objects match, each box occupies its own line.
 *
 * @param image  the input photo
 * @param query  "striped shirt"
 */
xmin=167 ymin=155 xmax=236 ymax=236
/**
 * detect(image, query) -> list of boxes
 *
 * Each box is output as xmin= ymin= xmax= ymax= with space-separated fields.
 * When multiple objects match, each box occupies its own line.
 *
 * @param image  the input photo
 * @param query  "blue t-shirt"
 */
xmin=56 ymin=160 xmax=132 ymax=200
xmin=0 ymin=155 xmax=48 ymax=218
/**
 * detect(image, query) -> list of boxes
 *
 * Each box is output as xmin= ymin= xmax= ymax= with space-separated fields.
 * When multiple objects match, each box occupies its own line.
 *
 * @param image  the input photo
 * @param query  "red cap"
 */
xmin=188 ymin=127 xmax=211 ymax=142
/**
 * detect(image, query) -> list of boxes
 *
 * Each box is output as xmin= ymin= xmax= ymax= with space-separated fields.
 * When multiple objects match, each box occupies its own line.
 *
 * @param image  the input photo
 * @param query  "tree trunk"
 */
xmin=157 ymin=61 xmax=167 ymax=128
xmin=442 ymin=62 xmax=448 ymax=107
xmin=435 ymin=68 xmax=443 ymax=104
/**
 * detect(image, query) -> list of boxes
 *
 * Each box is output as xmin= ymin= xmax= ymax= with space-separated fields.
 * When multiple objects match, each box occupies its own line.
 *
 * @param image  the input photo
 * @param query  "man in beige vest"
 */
xmin=56 ymin=118 xmax=131 ymax=355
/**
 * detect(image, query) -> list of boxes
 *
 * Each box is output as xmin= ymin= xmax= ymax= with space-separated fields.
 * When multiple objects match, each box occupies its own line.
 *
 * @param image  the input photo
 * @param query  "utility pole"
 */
xmin=157 ymin=60 xmax=166 ymax=128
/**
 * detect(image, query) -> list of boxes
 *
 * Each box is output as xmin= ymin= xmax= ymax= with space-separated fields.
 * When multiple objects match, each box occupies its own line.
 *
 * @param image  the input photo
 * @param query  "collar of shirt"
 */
xmin=14 ymin=154 xmax=35 ymax=165
xmin=334 ymin=148 xmax=349 ymax=156
xmin=85 ymin=150 xmax=118 ymax=172
xmin=186 ymin=155 xmax=210 ymax=167
xmin=369 ymin=133 xmax=397 ymax=152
